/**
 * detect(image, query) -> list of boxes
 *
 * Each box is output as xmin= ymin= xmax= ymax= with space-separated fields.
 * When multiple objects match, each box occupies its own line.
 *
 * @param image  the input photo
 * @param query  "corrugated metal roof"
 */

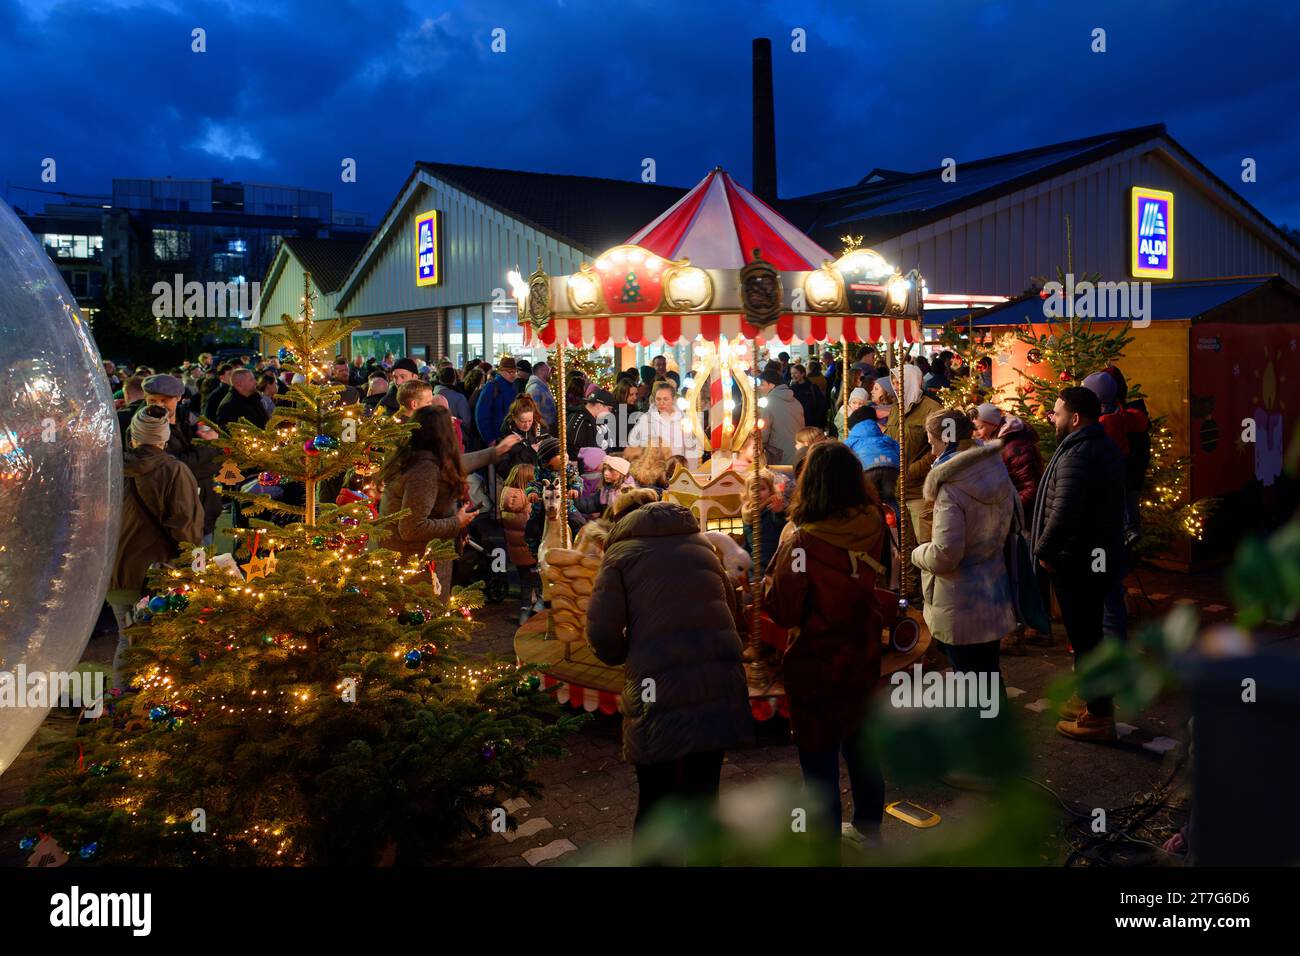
xmin=281 ymin=235 xmax=371 ymax=292
xmin=784 ymin=124 xmax=1167 ymax=246
xmin=417 ymin=162 xmax=688 ymax=255
xmin=932 ymin=276 xmax=1281 ymax=327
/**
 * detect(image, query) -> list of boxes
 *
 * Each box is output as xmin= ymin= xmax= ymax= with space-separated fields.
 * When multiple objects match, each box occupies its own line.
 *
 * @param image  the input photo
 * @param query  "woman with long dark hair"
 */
xmin=379 ymin=405 xmax=519 ymax=594
xmin=763 ymin=440 xmax=887 ymax=848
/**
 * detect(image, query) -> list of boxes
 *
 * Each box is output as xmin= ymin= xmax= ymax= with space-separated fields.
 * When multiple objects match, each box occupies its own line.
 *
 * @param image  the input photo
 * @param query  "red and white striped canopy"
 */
xmin=626 ymin=167 xmax=833 ymax=270
xmin=524 ymin=312 xmax=920 ymax=348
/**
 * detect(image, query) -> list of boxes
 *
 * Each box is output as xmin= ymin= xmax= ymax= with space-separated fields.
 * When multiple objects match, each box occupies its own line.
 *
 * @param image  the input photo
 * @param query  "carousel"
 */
xmin=510 ymin=167 xmax=931 ymax=720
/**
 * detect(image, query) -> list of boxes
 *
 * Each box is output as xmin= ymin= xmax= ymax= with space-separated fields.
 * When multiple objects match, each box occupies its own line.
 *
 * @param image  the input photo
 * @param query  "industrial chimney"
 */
xmin=752 ymin=38 xmax=777 ymax=203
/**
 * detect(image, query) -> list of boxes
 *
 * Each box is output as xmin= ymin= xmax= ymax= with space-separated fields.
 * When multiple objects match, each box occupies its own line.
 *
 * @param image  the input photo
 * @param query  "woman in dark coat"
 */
xmin=763 ymin=441 xmax=887 ymax=845
xmin=586 ymin=490 xmax=754 ymax=831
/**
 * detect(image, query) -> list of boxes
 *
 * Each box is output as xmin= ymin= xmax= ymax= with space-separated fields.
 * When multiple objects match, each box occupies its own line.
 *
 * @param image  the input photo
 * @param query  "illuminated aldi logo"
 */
xmin=1131 ymin=187 xmax=1174 ymax=279
xmin=415 ymin=210 xmax=440 ymax=286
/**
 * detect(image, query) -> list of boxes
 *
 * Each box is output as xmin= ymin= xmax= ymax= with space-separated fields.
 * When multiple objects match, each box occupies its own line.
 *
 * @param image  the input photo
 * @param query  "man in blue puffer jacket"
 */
xmin=845 ymin=405 xmax=900 ymax=501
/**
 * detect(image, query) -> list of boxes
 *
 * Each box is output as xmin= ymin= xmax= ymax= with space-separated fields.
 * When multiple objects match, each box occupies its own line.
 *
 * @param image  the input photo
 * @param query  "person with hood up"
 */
xmin=107 ymin=405 xmax=205 ymax=692
xmin=586 ymin=490 xmax=754 ymax=835
xmin=845 ymin=405 xmax=901 ymax=505
xmin=756 ymin=362 xmax=805 ymax=465
xmin=763 ymin=441 xmax=888 ymax=848
xmin=884 ymin=364 xmax=943 ymax=584
xmin=910 ymin=409 xmax=1016 ymax=692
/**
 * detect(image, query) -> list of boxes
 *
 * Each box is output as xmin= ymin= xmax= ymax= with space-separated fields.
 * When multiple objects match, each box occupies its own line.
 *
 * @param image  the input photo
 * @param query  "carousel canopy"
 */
xmin=626 ymin=167 xmax=833 ymax=271
xmin=517 ymin=167 xmax=924 ymax=349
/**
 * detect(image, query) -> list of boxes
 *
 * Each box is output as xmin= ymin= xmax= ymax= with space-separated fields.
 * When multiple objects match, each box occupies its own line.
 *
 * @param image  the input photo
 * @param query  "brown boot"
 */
xmin=1056 ymin=693 xmax=1086 ymax=721
xmin=1056 ymin=708 xmax=1117 ymax=743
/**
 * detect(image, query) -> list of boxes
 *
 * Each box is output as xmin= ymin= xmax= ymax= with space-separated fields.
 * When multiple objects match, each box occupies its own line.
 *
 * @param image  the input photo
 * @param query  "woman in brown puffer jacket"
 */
xmin=764 ymin=440 xmax=887 ymax=845
xmin=586 ymin=490 xmax=754 ymax=832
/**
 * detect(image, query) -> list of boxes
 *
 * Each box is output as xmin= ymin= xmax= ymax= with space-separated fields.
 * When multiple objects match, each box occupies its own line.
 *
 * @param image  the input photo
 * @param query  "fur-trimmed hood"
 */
xmin=922 ymin=439 xmax=1009 ymax=503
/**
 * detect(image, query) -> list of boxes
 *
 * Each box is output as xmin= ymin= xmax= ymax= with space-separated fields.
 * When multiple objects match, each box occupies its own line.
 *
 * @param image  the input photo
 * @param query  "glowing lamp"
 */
xmin=724 ymin=400 xmax=736 ymax=412
xmin=676 ymin=397 xmax=689 ymax=411
xmin=663 ymin=263 xmax=712 ymax=310
xmin=757 ymin=396 xmax=769 ymax=409
xmin=804 ymin=268 xmax=843 ymax=311
xmin=838 ymin=249 xmax=894 ymax=281
xmin=566 ymin=268 xmax=601 ymax=313
xmin=682 ymin=376 xmax=695 ymax=390
xmin=887 ymin=276 xmax=911 ymax=308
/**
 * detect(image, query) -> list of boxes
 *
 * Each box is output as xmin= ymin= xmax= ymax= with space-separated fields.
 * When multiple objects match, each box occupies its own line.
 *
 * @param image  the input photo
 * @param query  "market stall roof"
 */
xmin=627 ymin=167 xmax=834 ymax=271
xmin=945 ymin=275 xmax=1294 ymax=327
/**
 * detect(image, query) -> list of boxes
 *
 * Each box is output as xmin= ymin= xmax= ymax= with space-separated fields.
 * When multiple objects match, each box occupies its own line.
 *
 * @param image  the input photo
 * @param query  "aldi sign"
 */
xmin=1131 ymin=187 xmax=1174 ymax=279
xmin=415 ymin=210 xmax=440 ymax=286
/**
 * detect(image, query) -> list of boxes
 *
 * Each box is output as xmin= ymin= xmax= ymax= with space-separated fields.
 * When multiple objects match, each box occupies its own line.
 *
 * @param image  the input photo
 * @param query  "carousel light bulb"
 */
xmin=806 ymin=269 xmax=840 ymax=308
xmin=682 ymin=376 xmax=695 ymax=390
xmin=758 ymin=396 xmax=769 ymax=409
xmin=724 ymin=399 xmax=736 ymax=412
xmin=888 ymin=276 xmax=911 ymax=307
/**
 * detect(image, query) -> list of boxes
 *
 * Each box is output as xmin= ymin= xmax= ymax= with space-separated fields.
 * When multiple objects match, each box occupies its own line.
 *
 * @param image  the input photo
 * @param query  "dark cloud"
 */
xmin=2 ymin=0 xmax=1297 ymax=227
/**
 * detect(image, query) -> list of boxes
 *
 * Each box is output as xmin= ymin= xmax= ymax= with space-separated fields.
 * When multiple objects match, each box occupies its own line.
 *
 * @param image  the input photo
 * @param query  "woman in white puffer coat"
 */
xmin=909 ymin=408 xmax=1017 ymax=684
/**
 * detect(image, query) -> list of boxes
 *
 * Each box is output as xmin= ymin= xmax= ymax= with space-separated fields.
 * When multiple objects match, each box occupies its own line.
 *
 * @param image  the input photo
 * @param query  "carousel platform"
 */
xmin=513 ymin=609 xmax=932 ymax=721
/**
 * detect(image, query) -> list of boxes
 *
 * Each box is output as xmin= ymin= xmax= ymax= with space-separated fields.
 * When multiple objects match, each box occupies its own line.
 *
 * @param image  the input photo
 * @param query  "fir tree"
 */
xmin=7 ymin=275 xmax=583 ymax=865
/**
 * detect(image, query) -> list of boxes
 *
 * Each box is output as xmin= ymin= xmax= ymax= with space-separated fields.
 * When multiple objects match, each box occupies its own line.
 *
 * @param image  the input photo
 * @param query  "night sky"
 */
xmin=4 ymin=0 xmax=1298 ymax=229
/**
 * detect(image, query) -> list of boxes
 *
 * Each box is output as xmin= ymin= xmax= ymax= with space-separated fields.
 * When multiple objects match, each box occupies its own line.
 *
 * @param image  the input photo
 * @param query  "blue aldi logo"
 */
xmin=415 ymin=210 xmax=440 ymax=286
xmin=1131 ymin=187 xmax=1174 ymax=279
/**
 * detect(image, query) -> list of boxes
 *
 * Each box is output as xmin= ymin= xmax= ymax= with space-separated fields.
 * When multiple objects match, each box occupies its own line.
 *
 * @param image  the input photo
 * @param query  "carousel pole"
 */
xmin=556 ymin=339 xmax=570 ymax=549
xmin=747 ymin=387 xmax=769 ymax=687
xmin=894 ymin=336 xmax=910 ymax=604
xmin=841 ymin=336 xmax=850 ymax=433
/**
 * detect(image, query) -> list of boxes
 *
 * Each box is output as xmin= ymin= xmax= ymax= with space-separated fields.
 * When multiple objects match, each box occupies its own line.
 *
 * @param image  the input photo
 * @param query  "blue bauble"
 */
xmin=148 ymin=706 xmax=169 ymax=722
xmin=277 ymin=346 xmax=290 ymax=360
xmin=148 ymin=596 xmax=169 ymax=613
xmin=80 ymin=842 xmax=98 ymax=859
xmin=18 ymin=836 xmax=35 ymax=851
xmin=404 ymin=649 xmax=422 ymax=669
xmin=312 ymin=434 xmax=337 ymax=451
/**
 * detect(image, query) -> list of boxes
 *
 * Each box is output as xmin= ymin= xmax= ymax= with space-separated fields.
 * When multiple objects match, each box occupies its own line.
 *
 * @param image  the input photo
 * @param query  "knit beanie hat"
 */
xmin=131 ymin=404 xmax=171 ymax=447
xmin=536 ymin=436 xmax=562 ymax=463
xmin=1083 ymin=370 xmax=1119 ymax=412
xmin=975 ymin=403 xmax=1004 ymax=426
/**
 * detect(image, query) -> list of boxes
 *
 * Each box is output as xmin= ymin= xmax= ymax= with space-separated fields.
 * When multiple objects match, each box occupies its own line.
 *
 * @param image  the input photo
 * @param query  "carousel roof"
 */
xmin=626 ymin=167 xmax=833 ymax=271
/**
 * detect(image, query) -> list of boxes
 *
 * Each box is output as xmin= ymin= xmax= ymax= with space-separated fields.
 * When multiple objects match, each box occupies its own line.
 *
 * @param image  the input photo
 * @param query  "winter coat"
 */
xmin=214 ymin=388 xmax=270 ymax=430
xmin=791 ymin=380 xmax=827 ymax=430
xmin=846 ymin=417 xmax=901 ymax=472
xmin=379 ymin=446 xmax=496 ymax=592
xmin=1031 ymin=422 xmax=1126 ymax=574
xmin=166 ymin=414 xmax=223 ymax=534
xmin=110 ymin=445 xmax=205 ymax=597
xmin=910 ymin=441 xmax=1017 ymax=646
xmin=525 ymin=375 xmax=558 ymax=434
xmin=576 ymin=475 xmax=634 ymax=517
xmin=743 ymin=508 xmax=787 ymax=569
xmin=567 ymin=407 xmax=606 ymax=455
xmin=203 ymin=381 xmax=229 ymax=421
xmin=473 ymin=373 xmax=517 ymax=450
xmin=497 ymin=420 xmax=544 ymax=476
xmin=499 ymin=487 xmax=535 ymax=567
xmin=758 ymin=384 xmax=805 ymax=465
xmin=883 ymin=365 xmax=941 ymax=501
xmin=627 ymin=407 xmax=700 ymax=461
xmin=763 ymin=509 xmax=885 ymax=750
xmin=997 ymin=416 xmax=1044 ymax=513
xmin=434 ymin=384 xmax=472 ymax=425
xmin=586 ymin=501 xmax=754 ymax=765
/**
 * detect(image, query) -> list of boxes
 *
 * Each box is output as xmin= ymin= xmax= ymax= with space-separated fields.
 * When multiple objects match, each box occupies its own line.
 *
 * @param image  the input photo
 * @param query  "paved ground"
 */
xmin=2 ymin=563 xmax=1294 ymax=867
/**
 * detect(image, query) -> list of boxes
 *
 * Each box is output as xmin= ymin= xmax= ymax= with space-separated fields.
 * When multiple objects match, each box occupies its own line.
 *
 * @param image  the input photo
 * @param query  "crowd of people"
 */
xmin=101 ymin=342 xmax=1152 ymax=851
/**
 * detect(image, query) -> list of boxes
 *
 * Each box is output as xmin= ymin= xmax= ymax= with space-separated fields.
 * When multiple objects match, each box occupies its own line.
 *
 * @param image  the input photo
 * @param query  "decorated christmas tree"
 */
xmin=7 ymin=274 xmax=582 ymax=865
xmin=932 ymin=313 xmax=1016 ymax=409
